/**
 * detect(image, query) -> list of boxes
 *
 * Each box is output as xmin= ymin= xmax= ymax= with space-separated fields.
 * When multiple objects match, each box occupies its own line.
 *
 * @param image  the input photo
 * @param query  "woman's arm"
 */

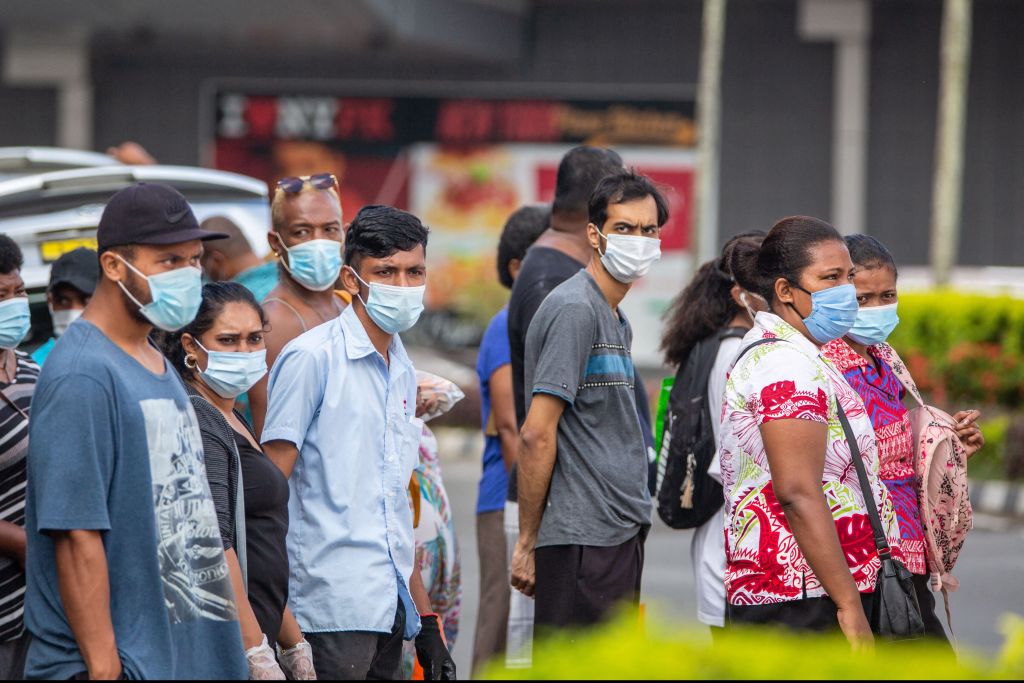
xmin=489 ymin=364 xmax=519 ymax=472
xmin=277 ymin=606 xmax=303 ymax=649
xmin=760 ymin=418 xmax=874 ymax=649
xmin=951 ymin=409 xmax=984 ymax=458
xmin=225 ymin=548 xmax=264 ymax=649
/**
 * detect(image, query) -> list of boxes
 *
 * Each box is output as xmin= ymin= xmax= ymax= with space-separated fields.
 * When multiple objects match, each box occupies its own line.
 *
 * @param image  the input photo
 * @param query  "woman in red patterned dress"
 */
xmin=720 ymin=216 xmax=903 ymax=648
xmin=820 ymin=235 xmax=985 ymax=645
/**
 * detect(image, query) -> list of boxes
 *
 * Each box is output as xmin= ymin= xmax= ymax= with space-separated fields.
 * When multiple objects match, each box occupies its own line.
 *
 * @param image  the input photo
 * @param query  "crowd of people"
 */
xmin=0 ymin=141 xmax=986 ymax=681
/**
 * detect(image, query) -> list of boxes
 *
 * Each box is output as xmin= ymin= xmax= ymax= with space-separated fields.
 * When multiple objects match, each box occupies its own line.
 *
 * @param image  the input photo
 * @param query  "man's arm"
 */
xmin=53 ymin=530 xmax=121 ymax=680
xmin=261 ymin=339 xmax=328 ymax=478
xmin=489 ymin=365 xmax=519 ymax=472
xmin=510 ymin=393 xmax=565 ymax=597
xmin=409 ymin=566 xmax=433 ymax=615
xmin=0 ymin=521 xmax=26 ymax=567
xmin=264 ymin=440 xmax=300 ymax=479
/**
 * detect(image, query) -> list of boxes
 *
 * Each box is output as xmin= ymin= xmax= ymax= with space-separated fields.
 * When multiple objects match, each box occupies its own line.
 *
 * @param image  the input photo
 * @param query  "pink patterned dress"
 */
xmin=821 ymin=339 xmax=927 ymax=575
xmin=719 ymin=313 xmax=903 ymax=606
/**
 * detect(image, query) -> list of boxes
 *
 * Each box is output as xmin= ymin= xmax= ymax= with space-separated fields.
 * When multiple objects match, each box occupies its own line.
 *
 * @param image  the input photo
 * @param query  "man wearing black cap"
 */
xmin=23 ymin=183 xmax=248 ymax=680
xmin=30 ymin=247 xmax=99 ymax=366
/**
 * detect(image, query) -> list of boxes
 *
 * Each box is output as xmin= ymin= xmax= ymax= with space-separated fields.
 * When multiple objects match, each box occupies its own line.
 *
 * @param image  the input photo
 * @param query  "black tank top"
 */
xmin=233 ymin=430 xmax=290 ymax=642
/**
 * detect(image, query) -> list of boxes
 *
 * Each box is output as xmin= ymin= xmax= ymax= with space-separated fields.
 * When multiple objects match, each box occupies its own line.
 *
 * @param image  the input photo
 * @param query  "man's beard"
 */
xmin=120 ymin=269 xmax=153 ymax=325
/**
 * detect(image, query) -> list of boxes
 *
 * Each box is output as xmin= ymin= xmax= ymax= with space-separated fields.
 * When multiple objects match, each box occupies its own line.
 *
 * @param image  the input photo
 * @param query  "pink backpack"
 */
xmin=874 ymin=344 xmax=973 ymax=622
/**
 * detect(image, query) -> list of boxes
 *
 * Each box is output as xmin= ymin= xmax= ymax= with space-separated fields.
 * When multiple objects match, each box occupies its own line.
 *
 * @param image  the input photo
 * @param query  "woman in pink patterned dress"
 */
xmin=820 ymin=234 xmax=984 ymax=645
xmin=720 ymin=216 xmax=902 ymax=647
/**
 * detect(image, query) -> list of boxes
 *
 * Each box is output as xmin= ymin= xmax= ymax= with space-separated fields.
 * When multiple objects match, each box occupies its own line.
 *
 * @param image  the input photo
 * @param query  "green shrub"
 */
xmin=483 ymin=609 xmax=1024 ymax=680
xmin=973 ymin=416 xmax=1011 ymax=481
xmin=888 ymin=291 xmax=1024 ymax=409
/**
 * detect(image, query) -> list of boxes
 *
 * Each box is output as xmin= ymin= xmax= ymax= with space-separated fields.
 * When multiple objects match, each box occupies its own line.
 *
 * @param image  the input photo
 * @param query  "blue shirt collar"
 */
xmin=339 ymin=304 xmax=413 ymax=372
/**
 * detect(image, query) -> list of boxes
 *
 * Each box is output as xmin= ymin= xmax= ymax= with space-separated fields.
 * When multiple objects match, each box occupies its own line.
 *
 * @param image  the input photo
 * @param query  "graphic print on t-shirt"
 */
xmin=141 ymin=398 xmax=237 ymax=624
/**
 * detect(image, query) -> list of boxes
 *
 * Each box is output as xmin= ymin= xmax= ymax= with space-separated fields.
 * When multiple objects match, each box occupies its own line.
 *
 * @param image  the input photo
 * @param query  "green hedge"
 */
xmin=888 ymin=290 xmax=1024 ymax=409
xmin=483 ymin=609 xmax=1024 ymax=679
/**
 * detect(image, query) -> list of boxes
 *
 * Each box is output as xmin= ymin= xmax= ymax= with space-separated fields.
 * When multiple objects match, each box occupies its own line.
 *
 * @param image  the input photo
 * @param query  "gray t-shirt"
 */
xmin=524 ymin=270 xmax=651 ymax=548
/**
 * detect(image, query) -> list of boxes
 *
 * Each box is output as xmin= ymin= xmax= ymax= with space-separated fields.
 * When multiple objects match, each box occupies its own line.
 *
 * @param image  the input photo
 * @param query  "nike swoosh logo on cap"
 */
xmin=165 ymin=203 xmax=190 ymax=224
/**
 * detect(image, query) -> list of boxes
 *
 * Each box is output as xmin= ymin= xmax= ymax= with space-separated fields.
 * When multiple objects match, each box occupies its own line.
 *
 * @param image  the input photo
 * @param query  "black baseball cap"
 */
xmin=96 ymin=183 xmax=227 ymax=251
xmin=49 ymin=247 xmax=99 ymax=295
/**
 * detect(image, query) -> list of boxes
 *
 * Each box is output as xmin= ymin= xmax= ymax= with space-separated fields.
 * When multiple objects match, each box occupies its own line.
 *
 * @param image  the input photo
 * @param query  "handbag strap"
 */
xmin=836 ymin=403 xmax=892 ymax=557
xmin=0 ymin=385 xmax=27 ymax=421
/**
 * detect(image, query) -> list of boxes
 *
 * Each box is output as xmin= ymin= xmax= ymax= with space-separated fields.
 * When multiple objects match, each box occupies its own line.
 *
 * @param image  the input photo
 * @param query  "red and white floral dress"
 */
xmin=719 ymin=312 xmax=903 ymax=606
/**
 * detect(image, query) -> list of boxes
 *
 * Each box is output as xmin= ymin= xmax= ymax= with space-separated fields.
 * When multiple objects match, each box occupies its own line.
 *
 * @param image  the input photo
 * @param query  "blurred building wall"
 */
xmin=1 ymin=0 xmax=1021 ymax=265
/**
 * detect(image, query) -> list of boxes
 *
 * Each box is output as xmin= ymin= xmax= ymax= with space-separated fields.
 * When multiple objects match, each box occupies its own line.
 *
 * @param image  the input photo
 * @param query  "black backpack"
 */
xmin=655 ymin=327 xmax=746 ymax=529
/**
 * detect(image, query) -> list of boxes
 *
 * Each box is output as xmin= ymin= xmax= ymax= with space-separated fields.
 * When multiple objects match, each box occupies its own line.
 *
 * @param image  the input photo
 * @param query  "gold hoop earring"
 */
xmin=184 ymin=354 xmax=197 ymax=369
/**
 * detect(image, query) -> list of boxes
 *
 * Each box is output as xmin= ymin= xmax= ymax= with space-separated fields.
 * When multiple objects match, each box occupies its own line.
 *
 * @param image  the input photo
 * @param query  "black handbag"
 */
xmin=837 ymin=404 xmax=926 ymax=641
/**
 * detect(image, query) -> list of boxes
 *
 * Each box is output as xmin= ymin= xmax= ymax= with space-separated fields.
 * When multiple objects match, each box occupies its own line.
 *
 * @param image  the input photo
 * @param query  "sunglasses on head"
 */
xmin=276 ymin=173 xmax=338 ymax=194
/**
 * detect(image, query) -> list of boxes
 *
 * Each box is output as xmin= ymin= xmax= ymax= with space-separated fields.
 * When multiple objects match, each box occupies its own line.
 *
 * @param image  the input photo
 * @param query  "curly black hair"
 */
xmin=660 ymin=231 xmax=765 ymax=368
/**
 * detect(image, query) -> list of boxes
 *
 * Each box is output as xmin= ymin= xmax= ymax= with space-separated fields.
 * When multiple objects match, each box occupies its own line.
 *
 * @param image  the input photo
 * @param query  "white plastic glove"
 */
xmin=246 ymin=634 xmax=286 ymax=680
xmin=278 ymin=638 xmax=317 ymax=680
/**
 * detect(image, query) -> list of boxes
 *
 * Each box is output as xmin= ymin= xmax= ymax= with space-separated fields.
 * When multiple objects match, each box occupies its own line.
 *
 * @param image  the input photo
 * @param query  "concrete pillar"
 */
xmin=799 ymin=0 xmax=871 ymax=235
xmin=691 ymin=0 xmax=728 ymax=267
xmin=930 ymin=0 xmax=973 ymax=286
xmin=3 ymin=28 xmax=93 ymax=150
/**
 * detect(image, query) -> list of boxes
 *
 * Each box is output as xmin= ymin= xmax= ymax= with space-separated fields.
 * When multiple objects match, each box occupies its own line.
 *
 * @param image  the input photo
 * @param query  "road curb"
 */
xmin=970 ymin=479 xmax=1024 ymax=518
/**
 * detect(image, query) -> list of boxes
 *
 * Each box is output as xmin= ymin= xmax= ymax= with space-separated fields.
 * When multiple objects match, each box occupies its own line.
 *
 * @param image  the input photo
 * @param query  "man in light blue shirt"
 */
xmin=262 ymin=205 xmax=455 ymax=681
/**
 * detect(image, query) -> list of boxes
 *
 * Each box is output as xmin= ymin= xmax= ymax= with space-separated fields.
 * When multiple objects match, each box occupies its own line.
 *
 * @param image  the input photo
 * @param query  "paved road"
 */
xmin=433 ymin=433 xmax=1024 ymax=675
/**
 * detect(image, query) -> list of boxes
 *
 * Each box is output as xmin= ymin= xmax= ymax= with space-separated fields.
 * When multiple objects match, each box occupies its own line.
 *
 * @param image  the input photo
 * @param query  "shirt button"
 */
xmin=387 ymin=455 xmax=395 ymax=463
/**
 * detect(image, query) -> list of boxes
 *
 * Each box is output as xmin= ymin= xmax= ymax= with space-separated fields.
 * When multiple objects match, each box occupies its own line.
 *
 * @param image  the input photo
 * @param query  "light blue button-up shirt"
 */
xmin=262 ymin=304 xmax=422 ymax=638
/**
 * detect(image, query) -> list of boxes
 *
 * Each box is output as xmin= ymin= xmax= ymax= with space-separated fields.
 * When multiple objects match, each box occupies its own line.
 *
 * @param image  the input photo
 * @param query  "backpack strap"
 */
xmin=731 ymin=337 xmax=783 ymax=370
xmin=719 ymin=326 xmax=748 ymax=342
xmin=873 ymin=343 xmax=925 ymax=407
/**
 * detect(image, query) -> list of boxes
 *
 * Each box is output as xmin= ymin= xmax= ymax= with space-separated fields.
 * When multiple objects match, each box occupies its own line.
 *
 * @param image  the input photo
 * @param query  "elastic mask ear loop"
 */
xmin=785 ymin=282 xmax=812 ymax=321
xmin=273 ymin=232 xmax=294 ymax=276
xmin=189 ymin=337 xmax=210 ymax=373
xmin=346 ymin=266 xmax=370 ymax=308
xmin=115 ymin=255 xmax=149 ymax=310
xmin=739 ymin=291 xmax=757 ymax=324
xmin=594 ymin=227 xmax=608 ymax=257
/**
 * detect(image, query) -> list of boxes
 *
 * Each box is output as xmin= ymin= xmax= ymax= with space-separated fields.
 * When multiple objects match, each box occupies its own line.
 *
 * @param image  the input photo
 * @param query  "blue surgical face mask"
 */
xmin=194 ymin=340 xmax=268 ymax=399
xmin=790 ymin=282 xmax=859 ymax=344
xmin=117 ymin=257 xmax=203 ymax=332
xmin=847 ymin=303 xmax=900 ymax=346
xmin=350 ymin=267 xmax=425 ymax=335
xmin=279 ymin=238 xmax=343 ymax=292
xmin=0 ymin=298 xmax=31 ymax=349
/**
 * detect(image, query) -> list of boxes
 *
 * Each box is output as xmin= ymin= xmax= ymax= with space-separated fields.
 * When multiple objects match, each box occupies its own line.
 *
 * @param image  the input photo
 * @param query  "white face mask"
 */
xmin=50 ymin=307 xmax=84 ymax=338
xmin=597 ymin=232 xmax=661 ymax=284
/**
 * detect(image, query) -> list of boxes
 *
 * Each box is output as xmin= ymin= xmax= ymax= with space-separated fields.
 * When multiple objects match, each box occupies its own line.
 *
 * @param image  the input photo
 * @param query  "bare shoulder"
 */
xmin=263 ymin=300 xmax=305 ymax=359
